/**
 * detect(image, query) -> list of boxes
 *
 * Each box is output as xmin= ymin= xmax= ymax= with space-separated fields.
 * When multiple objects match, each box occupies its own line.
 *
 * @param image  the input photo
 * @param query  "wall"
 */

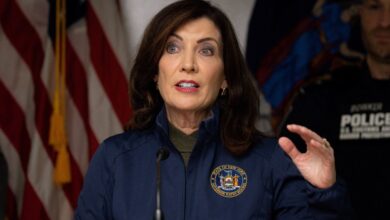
xmin=120 ymin=0 xmax=256 ymax=61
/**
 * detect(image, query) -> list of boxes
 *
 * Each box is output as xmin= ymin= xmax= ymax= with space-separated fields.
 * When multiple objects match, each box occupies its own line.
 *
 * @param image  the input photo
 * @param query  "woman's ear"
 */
xmin=220 ymin=80 xmax=228 ymax=96
xmin=221 ymin=79 xmax=228 ymax=89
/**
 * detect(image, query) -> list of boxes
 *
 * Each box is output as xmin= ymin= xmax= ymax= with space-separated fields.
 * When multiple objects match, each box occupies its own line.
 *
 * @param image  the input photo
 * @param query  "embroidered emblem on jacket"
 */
xmin=210 ymin=164 xmax=248 ymax=198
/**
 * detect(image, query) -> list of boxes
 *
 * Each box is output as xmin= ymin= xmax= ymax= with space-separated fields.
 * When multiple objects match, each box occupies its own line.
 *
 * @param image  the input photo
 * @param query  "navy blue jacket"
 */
xmin=75 ymin=107 xmax=351 ymax=220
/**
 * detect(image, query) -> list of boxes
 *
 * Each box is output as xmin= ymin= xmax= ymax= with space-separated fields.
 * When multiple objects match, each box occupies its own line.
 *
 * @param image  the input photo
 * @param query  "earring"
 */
xmin=221 ymin=87 xmax=227 ymax=96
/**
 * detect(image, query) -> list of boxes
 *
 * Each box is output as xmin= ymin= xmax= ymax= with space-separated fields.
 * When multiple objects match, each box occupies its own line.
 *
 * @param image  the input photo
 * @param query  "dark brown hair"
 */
xmin=127 ymin=0 xmax=263 ymax=155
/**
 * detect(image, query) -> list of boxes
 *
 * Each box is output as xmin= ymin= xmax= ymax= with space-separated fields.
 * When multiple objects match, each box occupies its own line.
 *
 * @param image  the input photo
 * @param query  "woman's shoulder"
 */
xmin=250 ymin=137 xmax=279 ymax=159
xmin=95 ymin=128 xmax=156 ymax=160
xmin=250 ymin=136 xmax=294 ymax=166
xmin=83 ymin=128 xmax=160 ymax=184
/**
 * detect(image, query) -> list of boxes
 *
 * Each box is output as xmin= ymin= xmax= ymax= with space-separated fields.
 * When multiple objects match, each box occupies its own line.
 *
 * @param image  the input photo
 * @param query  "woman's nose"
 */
xmin=181 ymin=51 xmax=198 ymax=73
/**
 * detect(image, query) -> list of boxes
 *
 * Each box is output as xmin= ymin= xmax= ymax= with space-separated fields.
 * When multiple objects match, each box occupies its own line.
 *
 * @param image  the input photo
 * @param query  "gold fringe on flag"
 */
xmin=49 ymin=0 xmax=71 ymax=185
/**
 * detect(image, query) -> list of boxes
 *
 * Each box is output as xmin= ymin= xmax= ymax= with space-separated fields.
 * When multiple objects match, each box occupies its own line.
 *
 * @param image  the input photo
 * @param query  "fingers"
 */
xmin=310 ymin=138 xmax=334 ymax=156
xmin=286 ymin=124 xmax=323 ymax=144
xmin=278 ymin=136 xmax=301 ymax=159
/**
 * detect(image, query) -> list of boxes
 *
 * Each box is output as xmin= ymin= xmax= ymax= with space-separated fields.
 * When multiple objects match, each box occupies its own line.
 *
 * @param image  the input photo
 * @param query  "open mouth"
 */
xmin=175 ymin=81 xmax=200 ymax=92
xmin=176 ymin=82 xmax=199 ymax=88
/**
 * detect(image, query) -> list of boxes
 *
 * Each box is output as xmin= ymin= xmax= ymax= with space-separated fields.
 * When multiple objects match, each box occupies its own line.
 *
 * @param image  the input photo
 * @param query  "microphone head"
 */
xmin=156 ymin=148 xmax=170 ymax=161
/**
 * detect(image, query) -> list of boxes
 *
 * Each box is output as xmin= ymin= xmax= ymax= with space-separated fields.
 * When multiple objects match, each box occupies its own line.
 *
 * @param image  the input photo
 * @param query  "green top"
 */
xmin=168 ymin=123 xmax=198 ymax=167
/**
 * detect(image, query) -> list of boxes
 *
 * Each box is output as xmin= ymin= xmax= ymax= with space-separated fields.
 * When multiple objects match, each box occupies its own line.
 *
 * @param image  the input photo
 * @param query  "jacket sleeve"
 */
xmin=74 ymin=141 xmax=114 ymax=220
xmin=271 ymin=145 xmax=353 ymax=220
xmin=305 ymin=179 xmax=353 ymax=220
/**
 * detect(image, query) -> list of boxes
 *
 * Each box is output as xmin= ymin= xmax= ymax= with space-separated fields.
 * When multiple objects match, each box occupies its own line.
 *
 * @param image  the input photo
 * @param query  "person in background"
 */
xmin=280 ymin=0 xmax=390 ymax=219
xmin=75 ymin=1 xmax=352 ymax=219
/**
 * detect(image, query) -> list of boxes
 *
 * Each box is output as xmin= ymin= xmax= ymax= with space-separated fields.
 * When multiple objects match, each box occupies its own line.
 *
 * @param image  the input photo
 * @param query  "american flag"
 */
xmin=0 ymin=0 xmax=131 ymax=219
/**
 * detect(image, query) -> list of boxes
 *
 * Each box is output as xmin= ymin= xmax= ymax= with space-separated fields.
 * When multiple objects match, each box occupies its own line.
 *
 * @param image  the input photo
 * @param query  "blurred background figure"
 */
xmin=279 ymin=0 xmax=390 ymax=219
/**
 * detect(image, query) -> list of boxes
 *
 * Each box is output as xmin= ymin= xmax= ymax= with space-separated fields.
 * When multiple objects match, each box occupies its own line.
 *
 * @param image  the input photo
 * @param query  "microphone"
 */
xmin=154 ymin=148 xmax=170 ymax=220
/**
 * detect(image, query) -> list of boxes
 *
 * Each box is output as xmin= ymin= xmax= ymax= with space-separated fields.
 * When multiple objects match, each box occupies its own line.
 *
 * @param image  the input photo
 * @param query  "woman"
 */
xmin=75 ymin=1 xmax=351 ymax=219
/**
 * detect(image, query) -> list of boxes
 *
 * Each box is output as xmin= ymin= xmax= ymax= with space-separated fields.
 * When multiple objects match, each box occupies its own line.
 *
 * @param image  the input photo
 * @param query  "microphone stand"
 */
xmin=154 ymin=148 xmax=169 ymax=220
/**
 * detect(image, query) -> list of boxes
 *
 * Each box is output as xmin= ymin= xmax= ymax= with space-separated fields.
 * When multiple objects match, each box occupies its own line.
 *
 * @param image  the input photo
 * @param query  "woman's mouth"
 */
xmin=175 ymin=81 xmax=199 ymax=92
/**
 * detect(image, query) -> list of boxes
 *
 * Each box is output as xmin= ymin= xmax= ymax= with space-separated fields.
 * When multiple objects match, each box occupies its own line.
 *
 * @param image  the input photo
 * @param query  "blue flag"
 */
xmin=246 ymin=0 xmax=363 ymax=129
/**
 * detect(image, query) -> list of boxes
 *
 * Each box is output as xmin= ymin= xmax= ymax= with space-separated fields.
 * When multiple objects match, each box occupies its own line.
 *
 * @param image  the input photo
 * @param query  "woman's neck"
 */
xmin=165 ymin=107 xmax=209 ymax=135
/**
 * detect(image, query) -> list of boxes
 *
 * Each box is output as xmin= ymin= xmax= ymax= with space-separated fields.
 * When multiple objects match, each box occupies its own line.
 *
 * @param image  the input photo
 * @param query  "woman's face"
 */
xmin=157 ymin=17 xmax=227 ymax=115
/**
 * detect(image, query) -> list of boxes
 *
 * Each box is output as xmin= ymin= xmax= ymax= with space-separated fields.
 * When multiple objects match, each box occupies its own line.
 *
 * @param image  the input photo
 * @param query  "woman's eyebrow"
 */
xmin=170 ymin=33 xmax=220 ymax=46
xmin=197 ymin=37 xmax=220 ymax=46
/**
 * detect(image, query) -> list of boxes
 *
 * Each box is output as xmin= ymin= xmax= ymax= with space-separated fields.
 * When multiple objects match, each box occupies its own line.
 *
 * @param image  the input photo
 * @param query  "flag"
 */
xmin=246 ymin=0 xmax=361 ymax=131
xmin=0 ymin=0 xmax=131 ymax=219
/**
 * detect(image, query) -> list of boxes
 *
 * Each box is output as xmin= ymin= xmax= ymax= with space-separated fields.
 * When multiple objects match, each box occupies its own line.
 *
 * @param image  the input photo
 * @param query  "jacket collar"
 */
xmin=155 ymin=105 xmax=220 ymax=139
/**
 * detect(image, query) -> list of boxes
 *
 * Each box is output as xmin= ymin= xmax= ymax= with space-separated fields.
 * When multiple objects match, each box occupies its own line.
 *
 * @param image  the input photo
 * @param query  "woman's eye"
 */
xmin=166 ymin=43 xmax=179 ymax=54
xmin=199 ymin=47 xmax=215 ymax=56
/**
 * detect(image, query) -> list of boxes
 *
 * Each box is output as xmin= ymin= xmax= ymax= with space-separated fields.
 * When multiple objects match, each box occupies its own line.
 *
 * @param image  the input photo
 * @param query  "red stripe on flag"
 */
xmin=6 ymin=187 xmax=19 ymax=220
xmin=86 ymin=1 xmax=131 ymax=125
xmin=20 ymin=182 xmax=50 ymax=220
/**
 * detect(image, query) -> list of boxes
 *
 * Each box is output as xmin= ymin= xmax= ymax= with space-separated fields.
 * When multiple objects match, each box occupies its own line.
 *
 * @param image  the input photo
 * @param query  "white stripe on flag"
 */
xmin=66 ymin=91 xmax=90 ymax=176
xmin=0 ymin=130 xmax=25 ymax=217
